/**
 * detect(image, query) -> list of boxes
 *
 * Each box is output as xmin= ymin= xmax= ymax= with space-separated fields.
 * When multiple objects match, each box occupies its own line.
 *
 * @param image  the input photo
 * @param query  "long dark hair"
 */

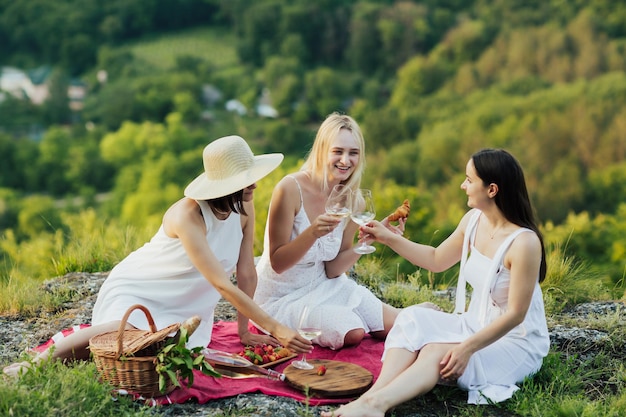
xmin=206 ymin=189 xmax=246 ymax=216
xmin=472 ymin=148 xmax=547 ymax=282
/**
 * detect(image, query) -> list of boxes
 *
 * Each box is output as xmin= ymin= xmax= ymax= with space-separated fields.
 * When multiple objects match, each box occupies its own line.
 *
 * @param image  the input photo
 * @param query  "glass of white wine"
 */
xmin=351 ymin=189 xmax=376 ymax=254
xmin=292 ymin=305 xmax=322 ymax=370
xmin=324 ymin=184 xmax=352 ymax=243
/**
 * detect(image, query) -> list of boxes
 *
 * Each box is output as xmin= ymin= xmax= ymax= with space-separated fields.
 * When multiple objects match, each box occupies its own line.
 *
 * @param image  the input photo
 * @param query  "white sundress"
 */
xmin=91 ymin=200 xmax=242 ymax=348
xmin=384 ymin=210 xmax=550 ymax=404
xmin=254 ymin=176 xmax=385 ymax=349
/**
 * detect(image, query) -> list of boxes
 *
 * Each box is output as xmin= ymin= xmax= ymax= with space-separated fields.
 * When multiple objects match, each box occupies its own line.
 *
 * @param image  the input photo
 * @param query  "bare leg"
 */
xmin=370 ymin=303 xmax=399 ymax=340
xmin=343 ymin=328 xmax=366 ymax=347
xmin=321 ymin=343 xmax=455 ymax=417
xmin=3 ymin=321 xmax=129 ymax=376
xmin=368 ymin=348 xmax=417 ymax=393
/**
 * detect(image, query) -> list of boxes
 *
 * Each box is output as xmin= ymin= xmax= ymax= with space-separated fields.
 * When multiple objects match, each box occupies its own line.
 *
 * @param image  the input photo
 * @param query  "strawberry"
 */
xmin=317 ymin=365 xmax=327 ymax=376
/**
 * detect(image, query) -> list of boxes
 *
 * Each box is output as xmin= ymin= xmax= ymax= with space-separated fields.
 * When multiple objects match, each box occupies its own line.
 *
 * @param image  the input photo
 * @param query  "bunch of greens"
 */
xmin=155 ymin=327 xmax=220 ymax=392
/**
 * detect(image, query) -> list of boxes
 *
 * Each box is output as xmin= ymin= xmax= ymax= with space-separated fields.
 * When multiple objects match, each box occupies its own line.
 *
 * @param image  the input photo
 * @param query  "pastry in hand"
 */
xmin=388 ymin=199 xmax=410 ymax=222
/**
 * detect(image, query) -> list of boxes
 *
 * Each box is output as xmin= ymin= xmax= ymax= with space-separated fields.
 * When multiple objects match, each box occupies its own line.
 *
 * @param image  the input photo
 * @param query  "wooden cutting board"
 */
xmin=284 ymin=359 xmax=373 ymax=398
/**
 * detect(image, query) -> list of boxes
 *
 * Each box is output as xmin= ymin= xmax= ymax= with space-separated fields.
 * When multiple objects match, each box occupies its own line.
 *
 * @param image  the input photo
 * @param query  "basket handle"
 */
xmin=116 ymin=304 xmax=158 ymax=356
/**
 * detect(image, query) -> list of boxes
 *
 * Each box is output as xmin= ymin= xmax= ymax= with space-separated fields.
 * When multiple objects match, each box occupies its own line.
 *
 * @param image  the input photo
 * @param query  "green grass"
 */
xmin=2 ymin=281 xmax=625 ymax=417
xmin=0 ymin=209 xmax=152 ymax=314
xmin=1 ymin=206 xmax=625 ymax=416
xmin=0 ymin=359 xmax=154 ymax=417
xmin=127 ymin=26 xmax=239 ymax=71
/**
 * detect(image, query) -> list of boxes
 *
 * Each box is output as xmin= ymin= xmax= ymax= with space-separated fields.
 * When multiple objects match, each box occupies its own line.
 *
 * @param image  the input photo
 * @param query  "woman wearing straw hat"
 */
xmin=3 ymin=135 xmax=312 ymax=377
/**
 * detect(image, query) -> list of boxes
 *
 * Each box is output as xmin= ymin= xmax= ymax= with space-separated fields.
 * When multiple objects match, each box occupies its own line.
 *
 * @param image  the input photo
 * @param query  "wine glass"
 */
xmin=292 ymin=305 xmax=322 ymax=370
xmin=324 ymin=184 xmax=352 ymax=243
xmin=351 ymin=189 xmax=376 ymax=254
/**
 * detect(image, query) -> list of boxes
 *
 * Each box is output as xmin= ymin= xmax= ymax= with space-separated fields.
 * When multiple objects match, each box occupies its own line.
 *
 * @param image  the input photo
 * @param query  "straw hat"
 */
xmin=184 ymin=135 xmax=284 ymax=200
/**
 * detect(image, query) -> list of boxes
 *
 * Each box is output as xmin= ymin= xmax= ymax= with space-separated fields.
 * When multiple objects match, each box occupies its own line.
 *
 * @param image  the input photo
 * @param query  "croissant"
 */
xmin=388 ymin=199 xmax=411 ymax=222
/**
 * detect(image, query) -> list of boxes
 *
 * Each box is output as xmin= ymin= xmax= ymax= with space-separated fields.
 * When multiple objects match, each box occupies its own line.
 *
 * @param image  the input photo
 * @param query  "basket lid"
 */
xmin=89 ymin=322 xmax=180 ymax=357
xmin=88 ymin=304 xmax=181 ymax=358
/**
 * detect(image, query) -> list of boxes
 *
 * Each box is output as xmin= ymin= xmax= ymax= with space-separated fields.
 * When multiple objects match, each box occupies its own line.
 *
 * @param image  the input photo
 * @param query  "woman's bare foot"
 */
xmin=320 ymin=397 xmax=386 ymax=417
xmin=3 ymin=361 xmax=34 ymax=377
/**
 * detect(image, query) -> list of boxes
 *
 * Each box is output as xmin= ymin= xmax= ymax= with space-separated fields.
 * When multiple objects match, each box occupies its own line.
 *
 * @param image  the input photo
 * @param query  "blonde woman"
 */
xmin=253 ymin=113 xmax=402 ymax=350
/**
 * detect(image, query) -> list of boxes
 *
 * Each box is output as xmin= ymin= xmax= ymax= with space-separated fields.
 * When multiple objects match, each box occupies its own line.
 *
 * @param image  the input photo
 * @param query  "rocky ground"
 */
xmin=1 ymin=272 xmax=624 ymax=417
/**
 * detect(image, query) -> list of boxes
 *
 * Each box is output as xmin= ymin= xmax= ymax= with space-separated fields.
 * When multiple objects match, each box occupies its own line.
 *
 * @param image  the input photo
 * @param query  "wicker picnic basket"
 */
xmin=89 ymin=304 xmax=181 ymax=397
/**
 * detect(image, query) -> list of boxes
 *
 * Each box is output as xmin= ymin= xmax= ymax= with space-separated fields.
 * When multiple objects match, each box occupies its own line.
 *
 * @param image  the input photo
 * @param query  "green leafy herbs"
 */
xmin=155 ymin=327 xmax=220 ymax=392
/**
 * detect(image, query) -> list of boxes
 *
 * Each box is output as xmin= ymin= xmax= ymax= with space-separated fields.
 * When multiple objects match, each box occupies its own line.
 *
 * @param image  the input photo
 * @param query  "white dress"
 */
xmin=92 ymin=200 xmax=241 ymax=348
xmin=384 ymin=210 xmax=550 ymax=404
xmin=254 ymin=176 xmax=384 ymax=349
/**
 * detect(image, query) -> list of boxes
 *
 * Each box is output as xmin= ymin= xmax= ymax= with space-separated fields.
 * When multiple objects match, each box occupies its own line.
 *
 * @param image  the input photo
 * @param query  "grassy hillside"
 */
xmin=127 ymin=26 xmax=239 ymax=71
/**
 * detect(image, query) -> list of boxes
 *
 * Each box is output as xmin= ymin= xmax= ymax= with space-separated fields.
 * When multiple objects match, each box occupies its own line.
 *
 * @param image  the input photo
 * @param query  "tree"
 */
xmin=236 ymin=1 xmax=282 ymax=66
xmin=585 ymin=163 xmax=626 ymax=216
xmin=347 ymin=2 xmax=384 ymax=75
xmin=17 ymin=195 xmax=62 ymax=239
xmin=376 ymin=2 xmax=431 ymax=74
xmin=41 ymin=69 xmax=71 ymax=126
xmin=37 ymin=127 xmax=73 ymax=195
xmin=303 ymin=67 xmax=347 ymax=120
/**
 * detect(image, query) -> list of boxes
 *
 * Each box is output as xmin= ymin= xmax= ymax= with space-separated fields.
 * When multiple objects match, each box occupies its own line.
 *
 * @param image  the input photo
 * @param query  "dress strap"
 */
xmin=454 ymin=210 xmax=532 ymax=319
xmin=287 ymin=175 xmax=304 ymax=211
xmin=454 ymin=210 xmax=481 ymax=314
xmin=195 ymin=200 xmax=213 ymax=229
xmin=475 ymin=227 xmax=530 ymax=325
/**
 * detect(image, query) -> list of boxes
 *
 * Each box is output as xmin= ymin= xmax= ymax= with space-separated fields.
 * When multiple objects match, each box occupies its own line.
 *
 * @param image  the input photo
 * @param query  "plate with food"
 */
xmin=236 ymin=344 xmax=297 ymax=368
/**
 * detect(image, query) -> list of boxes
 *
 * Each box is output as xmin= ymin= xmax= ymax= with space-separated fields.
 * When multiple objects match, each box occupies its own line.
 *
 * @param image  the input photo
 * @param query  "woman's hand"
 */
xmin=272 ymin=325 xmax=313 ymax=354
xmin=382 ymin=216 xmax=406 ymax=235
xmin=439 ymin=344 xmax=473 ymax=382
xmin=359 ymin=219 xmax=400 ymax=245
xmin=239 ymin=330 xmax=280 ymax=347
xmin=311 ymin=213 xmax=342 ymax=238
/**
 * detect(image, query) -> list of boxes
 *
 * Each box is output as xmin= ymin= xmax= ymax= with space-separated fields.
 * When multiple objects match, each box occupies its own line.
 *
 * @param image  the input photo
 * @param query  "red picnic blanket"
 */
xmin=155 ymin=321 xmax=384 ymax=406
xmin=35 ymin=321 xmax=385 ymax=406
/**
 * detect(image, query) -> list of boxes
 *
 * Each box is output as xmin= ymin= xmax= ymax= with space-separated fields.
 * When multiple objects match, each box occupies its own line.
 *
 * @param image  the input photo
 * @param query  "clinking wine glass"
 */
xmin=292 ymin=305 xmax=322 ymax=370
xmin=351 ymin=189 xmax=376 ymax=254
xmin=324 ymin=184 xmax=352 ymax=243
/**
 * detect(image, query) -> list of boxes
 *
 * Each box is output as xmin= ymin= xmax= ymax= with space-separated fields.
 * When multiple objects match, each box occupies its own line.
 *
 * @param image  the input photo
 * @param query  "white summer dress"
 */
xmin=92 ymin=200 xmax=241 ymax=348
xmin=254 ymin=176 xmax=384 ymax=349
xmin=384 ymin=210 xmax=550 ymax=404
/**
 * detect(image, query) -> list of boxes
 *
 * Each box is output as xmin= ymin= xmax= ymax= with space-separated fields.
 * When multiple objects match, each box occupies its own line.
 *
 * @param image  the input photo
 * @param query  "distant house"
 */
xmin=256 ymin=103 xmax=278 ymax=118
xmin=225 ymin=99 xmax=247 ymax=116
xmin=256 ymin=87 xmax=278 ymax=118
xmin=0 ymin=65 xmax=86 ymax=111
xmin=68 ymin=80 xmax=87 ymax=111
xmin=0 ymin=66 xmax=49 ymax=104
xmin=202 ymin=84 xmax=223 ymax=107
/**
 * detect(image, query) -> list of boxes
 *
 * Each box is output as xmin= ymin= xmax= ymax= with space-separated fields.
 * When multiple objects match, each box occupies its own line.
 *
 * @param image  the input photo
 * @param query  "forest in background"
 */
xmin=0 ymin=0 xmax=625 ymax=296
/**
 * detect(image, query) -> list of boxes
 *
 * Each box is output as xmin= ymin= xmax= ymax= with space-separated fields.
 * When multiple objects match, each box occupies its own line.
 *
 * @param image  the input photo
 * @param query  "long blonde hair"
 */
xmin=301 ymin=112 xmax=366 ymax=193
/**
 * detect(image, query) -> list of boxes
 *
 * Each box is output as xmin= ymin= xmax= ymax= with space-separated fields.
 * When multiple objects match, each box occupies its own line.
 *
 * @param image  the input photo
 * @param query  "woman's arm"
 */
xmin=439 ymin=231 xmax=542 ymax=380
xmin=267 ymin=178 xmax=334 ymax=273
xmin=165 ymin=198 xmax=311 ymax=353
xmin=235 ymin=200 xmax=280 ymax=346
xmin=361 ymin=210 xmax=474 ymax=272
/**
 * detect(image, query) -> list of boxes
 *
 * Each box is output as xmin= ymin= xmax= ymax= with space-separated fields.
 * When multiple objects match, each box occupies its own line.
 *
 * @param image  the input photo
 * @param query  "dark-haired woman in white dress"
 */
xmin=322 ymin=148 xmax=550 ymax=417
